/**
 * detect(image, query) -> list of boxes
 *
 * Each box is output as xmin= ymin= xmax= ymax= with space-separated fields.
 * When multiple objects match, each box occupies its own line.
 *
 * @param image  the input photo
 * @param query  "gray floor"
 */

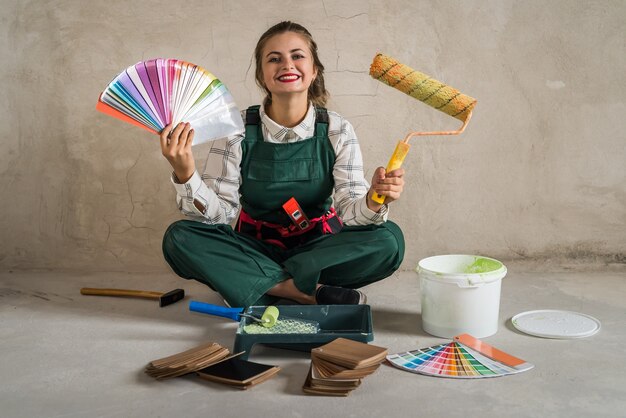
xmin=1 ymin=261 xmax=625 ymax=418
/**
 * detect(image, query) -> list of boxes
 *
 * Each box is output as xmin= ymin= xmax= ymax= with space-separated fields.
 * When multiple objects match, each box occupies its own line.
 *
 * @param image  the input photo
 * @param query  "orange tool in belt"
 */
xmin=282 ymin=197 xmax=310 ymax=230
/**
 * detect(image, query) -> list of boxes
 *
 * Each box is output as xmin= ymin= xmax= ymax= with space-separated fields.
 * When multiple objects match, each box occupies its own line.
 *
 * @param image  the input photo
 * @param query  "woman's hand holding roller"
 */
xmin=160 ymin=122 xmax=196 ymax=183
xmin=367 ymin=167 xmax=405 ymax=211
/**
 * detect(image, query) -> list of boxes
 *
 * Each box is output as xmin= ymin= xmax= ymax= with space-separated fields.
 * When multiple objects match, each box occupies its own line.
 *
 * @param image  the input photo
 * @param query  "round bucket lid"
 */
xmin=511 ymin=310 xmax=601 ymax=339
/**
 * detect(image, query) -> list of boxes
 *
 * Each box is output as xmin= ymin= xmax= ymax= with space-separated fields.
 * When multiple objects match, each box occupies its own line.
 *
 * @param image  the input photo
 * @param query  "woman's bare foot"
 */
xmin=266 ymin=278 xmax=318 ymax=304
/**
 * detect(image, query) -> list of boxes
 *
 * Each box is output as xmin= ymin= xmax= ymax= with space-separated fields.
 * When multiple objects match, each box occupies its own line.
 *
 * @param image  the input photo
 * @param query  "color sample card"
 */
xmin=387 ymin=336 xmax=534 ymax=379
xmin=97 ymin=58 xmax=244 ymax=145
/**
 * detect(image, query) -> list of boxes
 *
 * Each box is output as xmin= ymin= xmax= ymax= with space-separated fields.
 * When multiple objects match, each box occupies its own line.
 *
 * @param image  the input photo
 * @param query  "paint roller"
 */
xmin=189 ymin=301 xmax=320 ymax=334
xmin=369 ymin=53 xmax=477 ymax=204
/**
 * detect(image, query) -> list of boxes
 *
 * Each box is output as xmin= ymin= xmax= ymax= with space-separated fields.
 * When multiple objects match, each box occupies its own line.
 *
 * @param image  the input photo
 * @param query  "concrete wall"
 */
xmin=1 ymin=0 xmax=624 ymax=272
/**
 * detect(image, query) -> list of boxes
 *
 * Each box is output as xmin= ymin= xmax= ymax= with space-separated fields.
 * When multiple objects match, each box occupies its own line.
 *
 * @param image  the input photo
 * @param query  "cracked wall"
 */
xmin=1 ymin=0 xmax=624 ymax=272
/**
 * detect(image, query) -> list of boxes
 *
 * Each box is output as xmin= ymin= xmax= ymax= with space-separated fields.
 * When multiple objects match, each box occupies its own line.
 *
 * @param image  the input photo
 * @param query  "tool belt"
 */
xmin=236 ymin=208 xmax=343 ymax=249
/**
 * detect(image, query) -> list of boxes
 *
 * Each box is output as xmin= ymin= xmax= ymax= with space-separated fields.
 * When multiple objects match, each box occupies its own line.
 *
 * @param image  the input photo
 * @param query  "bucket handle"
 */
xmin=456 ymin=277 xmax=485 ymax=288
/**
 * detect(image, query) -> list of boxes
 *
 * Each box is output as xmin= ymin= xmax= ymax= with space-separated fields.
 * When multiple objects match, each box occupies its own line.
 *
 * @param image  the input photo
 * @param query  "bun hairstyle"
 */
xmin=254 ymin=21 xmax=329 ymax=107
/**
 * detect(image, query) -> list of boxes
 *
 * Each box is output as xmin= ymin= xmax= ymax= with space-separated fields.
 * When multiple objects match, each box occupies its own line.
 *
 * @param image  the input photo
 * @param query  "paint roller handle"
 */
xmin=371 ymin=140 xmax=411 ymax=204
xmin=189 ymin=300 xmax=244 ymax=322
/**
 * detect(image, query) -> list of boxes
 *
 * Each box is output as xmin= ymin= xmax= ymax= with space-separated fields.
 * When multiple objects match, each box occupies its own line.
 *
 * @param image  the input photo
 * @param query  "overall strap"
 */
xmin=315 ymin=107 xmax=329 ymax=140
xmin=244 ymin=105 xmax=262 ymax=142
xmin=315 ymin=107 xmax=329 ymax=124
xmin=245 ymin=105 xmax=329 ymax=142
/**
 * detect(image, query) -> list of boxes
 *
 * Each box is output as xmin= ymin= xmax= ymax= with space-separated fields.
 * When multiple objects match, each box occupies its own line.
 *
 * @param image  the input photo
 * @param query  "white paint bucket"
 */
xmin=417 ymin=255 xmax=507 ymax=338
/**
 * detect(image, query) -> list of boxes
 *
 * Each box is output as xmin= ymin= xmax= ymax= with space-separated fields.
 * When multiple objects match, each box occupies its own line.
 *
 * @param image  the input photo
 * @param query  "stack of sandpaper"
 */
xmin=303 ymin=338 xmax=388 ymax=396
xmin=145 ymin=342 xmax=230 ymax=380
xmin=196 ymin=355 xmax=281 ymax=390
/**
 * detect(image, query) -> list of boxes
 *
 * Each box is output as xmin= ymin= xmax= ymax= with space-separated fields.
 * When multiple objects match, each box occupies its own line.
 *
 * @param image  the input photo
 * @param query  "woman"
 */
xmin=161 ymin=21 xmax=405 ymax=307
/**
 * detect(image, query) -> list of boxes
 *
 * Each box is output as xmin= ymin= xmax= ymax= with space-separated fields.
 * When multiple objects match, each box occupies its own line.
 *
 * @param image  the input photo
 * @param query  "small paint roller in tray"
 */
xmin=189 ymin=301 xmax=320 ymax=334
xmin=369 ymin=53 xmax=477 ymax=204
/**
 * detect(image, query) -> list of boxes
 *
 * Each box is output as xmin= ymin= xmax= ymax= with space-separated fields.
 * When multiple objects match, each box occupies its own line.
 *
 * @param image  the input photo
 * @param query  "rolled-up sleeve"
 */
xmin=331 ymin=117 xmax=389 ymax=225
xmin=171 ymin=135 xmax=243 ymax=224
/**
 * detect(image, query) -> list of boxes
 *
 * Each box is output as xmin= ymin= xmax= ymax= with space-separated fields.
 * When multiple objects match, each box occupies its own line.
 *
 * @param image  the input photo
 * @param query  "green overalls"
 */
xmin=162 ymin=106 xmax=405 ymax=307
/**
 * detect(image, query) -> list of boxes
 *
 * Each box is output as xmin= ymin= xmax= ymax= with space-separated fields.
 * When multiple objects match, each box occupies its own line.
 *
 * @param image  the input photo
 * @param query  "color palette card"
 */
xmin=386 ymin=334 xmax=534 ymax=379
xmin=97 ymin=58 xmax=244 ymax=145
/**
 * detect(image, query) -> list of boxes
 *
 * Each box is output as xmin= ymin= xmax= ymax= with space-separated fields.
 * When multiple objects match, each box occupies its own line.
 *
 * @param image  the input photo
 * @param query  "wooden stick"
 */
xmin=80 ymin=288 xmax=162 ymax=299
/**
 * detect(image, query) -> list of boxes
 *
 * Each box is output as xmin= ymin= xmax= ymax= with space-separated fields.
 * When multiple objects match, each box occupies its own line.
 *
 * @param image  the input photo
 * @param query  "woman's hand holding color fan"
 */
xmin=160 ymin=122 xmax=196 ymax=183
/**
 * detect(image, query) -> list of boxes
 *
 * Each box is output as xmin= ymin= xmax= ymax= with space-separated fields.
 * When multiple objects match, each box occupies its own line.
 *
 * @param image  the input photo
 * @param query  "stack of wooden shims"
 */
xmin=303 ymin=338 xmax=388 ymax=396
xmin=145 ymin=342 xmax=230 ymax=379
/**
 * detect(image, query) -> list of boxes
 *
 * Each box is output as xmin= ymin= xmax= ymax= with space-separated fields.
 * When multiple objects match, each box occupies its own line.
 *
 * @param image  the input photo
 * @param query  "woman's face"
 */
xmin=260 ymin=31 xmax=318 ymax=101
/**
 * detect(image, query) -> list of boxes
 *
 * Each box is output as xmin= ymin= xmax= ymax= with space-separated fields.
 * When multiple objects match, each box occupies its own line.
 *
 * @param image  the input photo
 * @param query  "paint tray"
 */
xmin=234 ymin=305 xmax=373 ymax=360
xmin=189 ymin=301 xmax=319 ymax=331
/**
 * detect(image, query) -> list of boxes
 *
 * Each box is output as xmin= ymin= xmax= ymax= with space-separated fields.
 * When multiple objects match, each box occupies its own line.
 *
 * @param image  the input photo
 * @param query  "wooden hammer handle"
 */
xmin=80 ymin=288 xmax=162 ymax=299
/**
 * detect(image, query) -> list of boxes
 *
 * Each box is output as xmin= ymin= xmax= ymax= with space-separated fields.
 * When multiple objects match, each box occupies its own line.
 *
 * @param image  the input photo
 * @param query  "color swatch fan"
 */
xmin=387 ymin=334 xmax=534 ymax=379
xmin=97 ymin=58 xmax=245 ymax=145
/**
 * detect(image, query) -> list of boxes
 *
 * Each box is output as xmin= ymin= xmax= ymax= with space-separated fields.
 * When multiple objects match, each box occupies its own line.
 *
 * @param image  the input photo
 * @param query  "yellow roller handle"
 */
xmin=371 ymin=140 xmax=411 ymax=204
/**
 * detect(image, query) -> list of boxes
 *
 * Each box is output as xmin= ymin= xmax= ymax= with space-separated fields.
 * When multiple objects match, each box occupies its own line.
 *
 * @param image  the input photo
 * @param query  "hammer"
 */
xmin=80 ymin=288 xmax=185 ymax=307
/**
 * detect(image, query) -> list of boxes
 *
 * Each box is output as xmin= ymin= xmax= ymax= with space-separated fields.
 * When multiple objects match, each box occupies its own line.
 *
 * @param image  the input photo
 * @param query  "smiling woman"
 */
xmin=254 ymin=22 xmax=328 ymax=113
xmin=160 ymin=21 xmax=406 ymax=308
xmin=259 ymin=31 xmax=318 ymax=126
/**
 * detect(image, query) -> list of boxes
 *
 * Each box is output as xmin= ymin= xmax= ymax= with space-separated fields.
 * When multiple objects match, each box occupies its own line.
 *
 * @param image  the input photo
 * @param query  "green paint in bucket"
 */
xmin=463 ymin=257 xmax=503 ymax=274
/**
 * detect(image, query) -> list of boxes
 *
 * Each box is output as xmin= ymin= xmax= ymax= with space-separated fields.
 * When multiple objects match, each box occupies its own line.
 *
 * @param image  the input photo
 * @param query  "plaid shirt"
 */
xmin=171 ymin=103 xmax=388 ymax=226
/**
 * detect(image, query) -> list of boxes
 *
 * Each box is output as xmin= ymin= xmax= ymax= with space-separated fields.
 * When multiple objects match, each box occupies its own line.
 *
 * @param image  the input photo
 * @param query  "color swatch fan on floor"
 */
xmin=387 ymin=334 xmax=534 ymax=379
xmin=97 ymin=58 xmax=245 ymax=145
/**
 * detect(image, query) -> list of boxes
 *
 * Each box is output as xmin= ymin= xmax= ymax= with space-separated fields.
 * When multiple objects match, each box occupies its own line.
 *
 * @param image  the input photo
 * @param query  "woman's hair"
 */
xmin=254 ymin=21 xmax=329 ymax=108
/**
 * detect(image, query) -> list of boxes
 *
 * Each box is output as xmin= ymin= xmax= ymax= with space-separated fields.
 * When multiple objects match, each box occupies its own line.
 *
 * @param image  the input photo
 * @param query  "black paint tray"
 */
xmin=234 ymin=304 xmax=373 ymax=360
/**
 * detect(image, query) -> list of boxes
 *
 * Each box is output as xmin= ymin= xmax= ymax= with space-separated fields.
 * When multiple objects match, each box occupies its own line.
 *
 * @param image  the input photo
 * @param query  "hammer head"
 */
xmin=159 ymin=289 xmax=185 ymax=307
